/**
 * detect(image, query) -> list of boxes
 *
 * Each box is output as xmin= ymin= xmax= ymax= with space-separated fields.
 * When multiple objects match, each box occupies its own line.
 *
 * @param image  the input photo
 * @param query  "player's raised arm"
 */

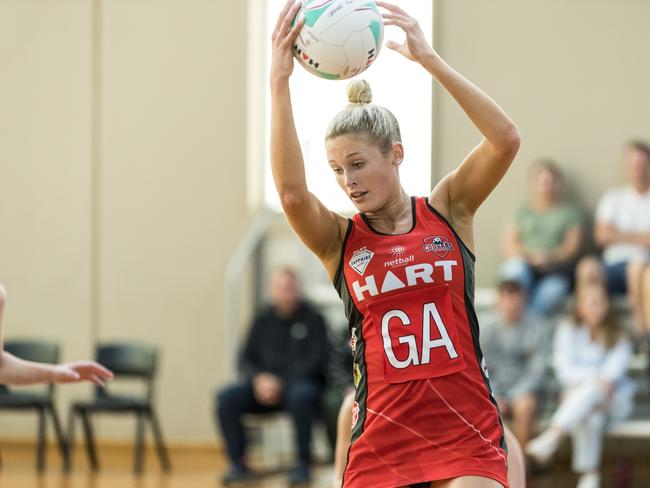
xmin=270 ymin=0 xmax=348 ymax=277
xmin=378 ymin=1 xmax=521 ymax=220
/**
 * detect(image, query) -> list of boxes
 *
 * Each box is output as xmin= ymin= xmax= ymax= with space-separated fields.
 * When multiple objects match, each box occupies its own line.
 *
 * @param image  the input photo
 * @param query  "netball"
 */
xmin=292 ymin=0 xmax=384 ymax=80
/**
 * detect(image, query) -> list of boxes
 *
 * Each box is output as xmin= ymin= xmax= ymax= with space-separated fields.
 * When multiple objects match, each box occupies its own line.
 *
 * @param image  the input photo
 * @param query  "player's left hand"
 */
xmin=377 ymin=1 xmax=435 ymax=64
xmin=270 ymin=0 xmax=305 ymax=83
xmin=52 ymin=361 xmax=114 ymax=387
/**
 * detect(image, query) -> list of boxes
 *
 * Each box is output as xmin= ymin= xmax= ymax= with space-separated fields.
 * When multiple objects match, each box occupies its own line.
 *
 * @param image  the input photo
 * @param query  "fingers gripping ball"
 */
xmin=292 ymin=0 xmax=384 ymax=80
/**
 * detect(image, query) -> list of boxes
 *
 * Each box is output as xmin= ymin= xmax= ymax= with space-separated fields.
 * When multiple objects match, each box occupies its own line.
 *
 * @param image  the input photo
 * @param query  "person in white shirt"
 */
xmin=526 ymin=283 xmax=635 ymax=488
xmin=577 ymin=141 xmax=650 ymax=344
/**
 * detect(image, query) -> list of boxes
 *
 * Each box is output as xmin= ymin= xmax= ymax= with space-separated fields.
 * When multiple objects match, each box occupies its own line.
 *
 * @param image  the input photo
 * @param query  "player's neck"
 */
xmin=364 ymin=190 xmax=412 ymax=234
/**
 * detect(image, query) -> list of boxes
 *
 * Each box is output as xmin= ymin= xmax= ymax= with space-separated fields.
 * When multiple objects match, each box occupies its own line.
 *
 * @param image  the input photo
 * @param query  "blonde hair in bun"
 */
xmin=326 ymin=79 xmax=401 ymax=155
xmin=347 ymin=79 xmax=373 ymax=105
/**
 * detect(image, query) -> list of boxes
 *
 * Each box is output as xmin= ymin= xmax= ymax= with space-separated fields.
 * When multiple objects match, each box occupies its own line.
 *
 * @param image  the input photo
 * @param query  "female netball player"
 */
xmin=271 ymin=1 xmax=521 ymax=487
xmin=0 ymin=284 xmax=113 ymax=386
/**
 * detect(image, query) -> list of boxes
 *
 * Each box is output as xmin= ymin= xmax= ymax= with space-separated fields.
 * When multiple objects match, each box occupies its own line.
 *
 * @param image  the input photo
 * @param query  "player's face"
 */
xmin=326 ymin=134 xmax=400 ymax=212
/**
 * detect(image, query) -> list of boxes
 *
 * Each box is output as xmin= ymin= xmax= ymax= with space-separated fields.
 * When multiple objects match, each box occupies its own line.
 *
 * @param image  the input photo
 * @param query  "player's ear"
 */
xmin=392 ymin=143 xmax=404 ymax=166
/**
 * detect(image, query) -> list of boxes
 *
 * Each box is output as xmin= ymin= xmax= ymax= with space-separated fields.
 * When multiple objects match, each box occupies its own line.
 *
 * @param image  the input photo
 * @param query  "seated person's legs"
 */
xmin=577 ymin=257 xmax=627 ymax=297
xmin=626 ymin=261 xmax=649 ymax=338
xmin=510 ymin=393 xmax=537 ymax=447
xmin=644 ymin=266 xmax=650 ymax=357
xmin=215 ymin=382 xmax=280 ymax=481
xmin=321 ymin=387 xmax=344 ymax=456
xmin=570 ymin=410 xmax=606 ymax=488
xmin=283 ymin=379 xmax=323 ymax=482
xmin=528 ymin=273 xmax=570 ymax=317
xmin=500 ymin=257 xmax=535 ymax=292
xmin=602 ymin=261 xmax=628 ymax=295
xmin=526 ymin=380 xmax=608 ymax=465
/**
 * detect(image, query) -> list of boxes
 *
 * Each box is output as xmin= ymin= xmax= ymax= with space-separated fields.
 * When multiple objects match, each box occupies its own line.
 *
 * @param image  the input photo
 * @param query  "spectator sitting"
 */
xmin=502 ymin=159 xmax=583 ymax=317
xmin=215 ymin=267 xmax=328 ymax=486
xmin=576 ymin=141 xmax=650 ymax=348
xmin=526 ymin=283 xmax=635 ymax=488
xmin=480 ymin=279 xmax=551 ymax=448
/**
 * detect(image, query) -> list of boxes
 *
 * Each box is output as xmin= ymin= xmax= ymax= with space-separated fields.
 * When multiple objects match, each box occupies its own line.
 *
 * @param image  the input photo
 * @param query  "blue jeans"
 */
xmin=603 ymin=261 xmax=628 ymax=295
xmin=501 ymin=257 xmax=571 ymax=317
xmin=215 ymin=380 xmax=322 ymax=467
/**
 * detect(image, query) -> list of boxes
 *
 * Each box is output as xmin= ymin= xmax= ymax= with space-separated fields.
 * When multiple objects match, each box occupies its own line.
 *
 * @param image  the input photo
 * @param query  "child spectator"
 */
xmin=526 ymin=283 xmax=635 ymax=488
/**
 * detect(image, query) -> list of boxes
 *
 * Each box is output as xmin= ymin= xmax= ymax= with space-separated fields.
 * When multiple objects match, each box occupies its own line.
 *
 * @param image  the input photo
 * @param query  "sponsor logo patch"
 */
xmin=353 ymin=363 xmax=361 ymax=387
xmin=351 ymin=401 xmax=360 ymax=429
xmin=390 ymin=244 xmax=407 ymax=258
xmin=349 ymin=247 xmax=374 ymax=275
xmin=423 ymin=236 xmax=454 ymax=258
xmin=350 ymin=327 xmax=358 ymax=353
xmin=383 ymin=255 xmax=415 ymax=268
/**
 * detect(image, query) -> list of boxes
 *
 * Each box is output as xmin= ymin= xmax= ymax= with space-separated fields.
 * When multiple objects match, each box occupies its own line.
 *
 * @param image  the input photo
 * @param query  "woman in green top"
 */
xmin=502 ymin=160 xmax=583 ymax=317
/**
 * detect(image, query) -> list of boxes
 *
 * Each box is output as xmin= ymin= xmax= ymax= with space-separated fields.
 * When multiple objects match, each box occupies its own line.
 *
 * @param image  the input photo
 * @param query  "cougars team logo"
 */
xmin=423 ymin=236 xmax=454 ymax=258
xmin=349 ymin=247 xmax=374 ymax=275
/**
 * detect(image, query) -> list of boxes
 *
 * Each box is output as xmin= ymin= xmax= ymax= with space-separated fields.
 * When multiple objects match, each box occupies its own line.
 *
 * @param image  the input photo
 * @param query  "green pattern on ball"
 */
xmin=313 ymin=70 xmax=341 ymax=80
xmin=369 ymin=19 xmax=381 ymax=47
xmin=303 ymin=3 xmax=331 ymax=27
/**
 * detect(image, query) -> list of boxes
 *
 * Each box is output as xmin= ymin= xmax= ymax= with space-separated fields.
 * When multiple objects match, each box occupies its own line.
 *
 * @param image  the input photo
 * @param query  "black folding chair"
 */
xmin=0 ymin=340 xmax=69 ymax=471
xmin=67 ymin=342 xmax=171 ymax=473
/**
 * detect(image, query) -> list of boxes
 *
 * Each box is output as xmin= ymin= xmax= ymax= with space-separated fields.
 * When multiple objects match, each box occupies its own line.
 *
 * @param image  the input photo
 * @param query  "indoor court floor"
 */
xmin=0 ymin=441 xmax=648 ymax=488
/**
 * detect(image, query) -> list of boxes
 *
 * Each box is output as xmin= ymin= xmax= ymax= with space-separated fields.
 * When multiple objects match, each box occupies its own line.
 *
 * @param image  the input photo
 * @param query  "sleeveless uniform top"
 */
xmin=334 ymin=196 xmax=508 ymax=488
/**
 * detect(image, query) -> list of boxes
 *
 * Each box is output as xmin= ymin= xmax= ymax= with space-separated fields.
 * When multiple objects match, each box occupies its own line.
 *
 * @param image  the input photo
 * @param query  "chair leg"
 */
xmin=37 ymin=406 xmax=46 ymax=472
xmin=80 ymin=410 xmax=99 ymax=471
xmin=48 ymin=404 xmax=69 ymax=472
xmin=134 ymin=411 xmax=145 ymax=475
xmin=66 ymin=408 xmax=76 ymax=471
xmin=149 ymin=409 xmax=171 ymax=472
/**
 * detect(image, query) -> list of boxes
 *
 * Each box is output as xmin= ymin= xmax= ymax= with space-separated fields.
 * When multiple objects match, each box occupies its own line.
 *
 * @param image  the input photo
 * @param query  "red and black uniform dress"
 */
xmin=334 ymin=197 xmax=508 ymax=488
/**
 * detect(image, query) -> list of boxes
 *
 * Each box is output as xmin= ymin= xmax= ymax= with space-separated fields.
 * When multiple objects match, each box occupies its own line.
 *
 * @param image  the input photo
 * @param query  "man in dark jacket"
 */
xmin=216 ymin=267 xmax=328 ymax=486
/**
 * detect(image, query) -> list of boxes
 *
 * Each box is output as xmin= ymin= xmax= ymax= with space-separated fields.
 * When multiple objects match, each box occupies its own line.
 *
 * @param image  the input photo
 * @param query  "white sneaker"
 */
xmin=525 ymin=429 xmax=562 ymax=464
xmin=576 ymin=472 xmax=600 ymax=488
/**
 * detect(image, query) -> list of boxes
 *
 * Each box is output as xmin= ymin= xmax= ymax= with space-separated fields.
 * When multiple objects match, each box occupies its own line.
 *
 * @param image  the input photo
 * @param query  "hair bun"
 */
xmin=347 ymin=79 xmax=372 ymax=105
